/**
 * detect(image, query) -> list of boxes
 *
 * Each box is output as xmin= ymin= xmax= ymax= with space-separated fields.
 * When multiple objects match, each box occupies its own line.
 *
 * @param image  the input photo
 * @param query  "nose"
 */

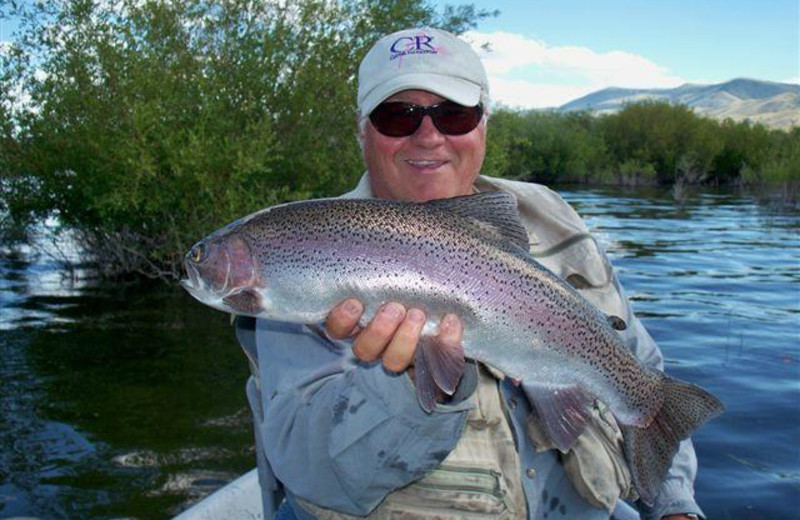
xmin=410 ymin=115 xmax=446 ymax=146
xmin=188 ymin=243 xmax=205 ymax=264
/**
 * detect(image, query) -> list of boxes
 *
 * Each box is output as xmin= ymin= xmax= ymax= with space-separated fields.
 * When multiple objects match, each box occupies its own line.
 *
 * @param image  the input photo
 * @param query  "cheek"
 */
xmin=226 ymin=236 xmax=257 ymax=288
xmin=453 ymin=132 xmax=486 ymax=169
xmin=364 ymin=132 xmax=403 ymax=168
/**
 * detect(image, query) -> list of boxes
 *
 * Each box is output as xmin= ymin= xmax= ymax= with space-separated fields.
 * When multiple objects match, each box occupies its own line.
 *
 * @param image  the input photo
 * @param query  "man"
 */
xmin=237 ymin=27 xmax=703 ymax=520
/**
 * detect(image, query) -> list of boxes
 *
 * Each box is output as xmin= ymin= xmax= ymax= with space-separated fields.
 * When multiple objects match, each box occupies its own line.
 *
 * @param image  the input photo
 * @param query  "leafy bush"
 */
xmin=485 ymin=101 xmax=798 ymax=189
xmin=484 ymin=108 xmax=609 ymax=183
xmin=1 ymin=0 xmax=493 ymax=278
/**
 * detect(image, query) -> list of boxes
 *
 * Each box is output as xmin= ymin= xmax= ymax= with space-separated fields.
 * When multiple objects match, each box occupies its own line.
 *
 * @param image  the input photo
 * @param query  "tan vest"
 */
xmin=296 ymin=366 xmax=527 ymax=519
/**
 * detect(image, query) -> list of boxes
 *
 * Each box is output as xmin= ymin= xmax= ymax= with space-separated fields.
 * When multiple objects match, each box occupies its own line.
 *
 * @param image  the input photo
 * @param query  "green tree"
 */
xmin=597 ymin=101 xmax=723 ymax=185
xmin=741 ymin=126 xmax=800 ymax=198
xmin=484 ymin=108 xmax=608 ymax=184
xmin=1 ymin=0 xmax=493 ymax=278
xmin=711 ymin=118 xmax=773 ymax=184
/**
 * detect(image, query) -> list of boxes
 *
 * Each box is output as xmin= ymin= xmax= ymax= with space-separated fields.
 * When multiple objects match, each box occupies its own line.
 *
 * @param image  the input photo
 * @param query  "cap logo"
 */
xmin=389 ymin=34 xmax=438 ymax=61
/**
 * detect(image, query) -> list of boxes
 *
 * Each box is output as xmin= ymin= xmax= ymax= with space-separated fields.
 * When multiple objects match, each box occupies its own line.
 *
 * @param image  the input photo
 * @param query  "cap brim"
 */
xmin=360 ymin=73 xmax=482 ymax=116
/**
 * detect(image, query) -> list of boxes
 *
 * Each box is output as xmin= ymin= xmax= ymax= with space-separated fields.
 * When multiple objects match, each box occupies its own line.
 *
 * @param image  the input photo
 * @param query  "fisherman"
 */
xmin=235 ymin=27 xmax=704 ymax=520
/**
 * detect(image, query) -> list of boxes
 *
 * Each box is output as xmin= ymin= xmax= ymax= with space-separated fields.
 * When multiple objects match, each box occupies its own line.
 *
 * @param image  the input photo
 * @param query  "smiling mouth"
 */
xmin=406 ymin=159 xmax=447 ymax=169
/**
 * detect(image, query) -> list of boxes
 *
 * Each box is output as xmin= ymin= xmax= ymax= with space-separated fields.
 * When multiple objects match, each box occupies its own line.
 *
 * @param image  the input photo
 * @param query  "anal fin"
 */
xmin=521 ymin=382 xmax=594 ymax=453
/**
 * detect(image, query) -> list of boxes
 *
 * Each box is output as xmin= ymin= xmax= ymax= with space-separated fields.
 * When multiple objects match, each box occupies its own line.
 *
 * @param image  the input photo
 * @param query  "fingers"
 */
xmin=352 ymin=302 xmax=406 ymax=363
xmin=326 ymin=298 xmax=364 ymax=339
xmin=347 ymin=303 xmax=463 ymax=378
xmin=438 ymin=313 xmax=463 ymax=347
xmin=382 ymin=308 xmax=426 ymax=372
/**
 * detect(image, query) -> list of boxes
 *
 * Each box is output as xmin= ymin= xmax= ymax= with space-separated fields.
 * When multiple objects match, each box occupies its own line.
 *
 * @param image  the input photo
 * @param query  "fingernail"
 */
xmin=441 ymin=314 xmax=458 ymax=333
xmin=407 ymin=308 xmax=425 ymax=323
xmin=343 ymin=299 xmax=362 ymax=315
xmin=382 ymin=302 xmax=403 ymax=319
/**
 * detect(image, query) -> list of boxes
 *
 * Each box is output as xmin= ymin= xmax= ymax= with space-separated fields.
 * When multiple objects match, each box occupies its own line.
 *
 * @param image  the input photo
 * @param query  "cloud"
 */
xmin=489 ymin=77 xmax=598 ymax=110
xmin=783 ymin=76 xmax=800 ymax=85
xmin=463 ymin=31 xmax=685 ymax=109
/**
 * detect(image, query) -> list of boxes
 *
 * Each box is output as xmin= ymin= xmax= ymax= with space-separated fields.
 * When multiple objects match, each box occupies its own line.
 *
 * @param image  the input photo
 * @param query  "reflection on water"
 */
xmin=1 ymin=186 xmax=799 ymax=519
xmin=571 ymin=187 xmax=800 ymax=520
xmin=1 ymin=249 xmax=255 ymax=518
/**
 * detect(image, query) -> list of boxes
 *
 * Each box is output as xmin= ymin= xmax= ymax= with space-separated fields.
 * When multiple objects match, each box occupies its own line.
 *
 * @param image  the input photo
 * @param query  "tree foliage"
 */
xmin=483 ymin=101 xmax=799 ymax=189
xmin=1 ymin=0 xmax=493 ymax=278
xmin=485 ymin=109 xmax=608 ymax=185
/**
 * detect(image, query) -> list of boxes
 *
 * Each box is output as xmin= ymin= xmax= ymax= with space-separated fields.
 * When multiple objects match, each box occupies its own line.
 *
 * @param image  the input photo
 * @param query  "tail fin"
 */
xmin=621 ymin=376 xmax=724 ymax=506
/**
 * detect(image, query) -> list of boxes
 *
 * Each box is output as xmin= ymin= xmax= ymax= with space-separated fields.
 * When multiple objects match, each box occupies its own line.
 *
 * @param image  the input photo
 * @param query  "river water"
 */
xmin=1 ymin=187 xmax=798 ymax=519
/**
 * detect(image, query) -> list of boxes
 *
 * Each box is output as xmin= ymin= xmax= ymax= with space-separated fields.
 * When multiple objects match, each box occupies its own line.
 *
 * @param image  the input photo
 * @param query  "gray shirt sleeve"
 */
xmin=251 ymin=319 xmax=476 ymax=516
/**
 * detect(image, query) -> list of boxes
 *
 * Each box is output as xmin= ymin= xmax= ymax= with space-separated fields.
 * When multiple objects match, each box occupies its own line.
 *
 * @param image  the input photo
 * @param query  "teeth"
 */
xmin=408 ymin=160 xmax=443 ymax=166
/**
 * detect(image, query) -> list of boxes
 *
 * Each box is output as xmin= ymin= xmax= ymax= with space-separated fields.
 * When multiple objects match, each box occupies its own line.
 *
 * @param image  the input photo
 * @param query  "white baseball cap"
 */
xmin=357 ymin=27 xmax=489 ymax=117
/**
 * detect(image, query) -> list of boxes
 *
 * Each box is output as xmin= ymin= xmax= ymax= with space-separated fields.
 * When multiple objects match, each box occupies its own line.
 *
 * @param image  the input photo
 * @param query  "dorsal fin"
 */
xmin=426 ymin=191 xmax=530 ymax=251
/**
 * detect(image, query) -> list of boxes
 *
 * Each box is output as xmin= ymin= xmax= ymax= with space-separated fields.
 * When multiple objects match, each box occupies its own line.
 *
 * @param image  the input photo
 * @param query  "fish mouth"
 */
xmin=180 ymin=262 xmax=221 ymax=311
xmin=180 ymin=267 xmax=264 ymax=315
xmin=180 ymin=254 xmax=231 ymax=298
xmin=180 ymin=241 xmax=265 ymax=316
xmin=180 ymin=260 xmax=204 ymax=295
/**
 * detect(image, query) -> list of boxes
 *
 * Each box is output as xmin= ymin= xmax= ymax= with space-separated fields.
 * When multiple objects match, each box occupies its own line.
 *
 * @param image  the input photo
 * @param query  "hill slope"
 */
xmin=560 ymin=79 xmax=800 ymax=130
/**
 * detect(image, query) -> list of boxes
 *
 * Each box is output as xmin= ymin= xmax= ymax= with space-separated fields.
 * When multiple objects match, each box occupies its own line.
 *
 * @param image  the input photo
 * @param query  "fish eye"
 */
xmin=191 ymin=244 xmax=205 ymax=263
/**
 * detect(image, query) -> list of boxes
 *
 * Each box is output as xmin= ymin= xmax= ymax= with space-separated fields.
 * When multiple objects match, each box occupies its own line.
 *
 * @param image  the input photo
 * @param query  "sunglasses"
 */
xmin=369 ymin=101 xmax=484 ymax=137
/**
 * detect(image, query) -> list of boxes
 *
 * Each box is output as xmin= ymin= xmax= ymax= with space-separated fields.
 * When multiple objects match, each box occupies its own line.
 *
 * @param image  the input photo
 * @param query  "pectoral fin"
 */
xmin=413 ymin=335 xmax=466 ymax=413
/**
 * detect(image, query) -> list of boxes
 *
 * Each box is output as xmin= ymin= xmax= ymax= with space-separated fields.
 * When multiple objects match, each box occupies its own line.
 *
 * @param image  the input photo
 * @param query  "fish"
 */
xmin=180 ymin=191 xmax=724 ymax=505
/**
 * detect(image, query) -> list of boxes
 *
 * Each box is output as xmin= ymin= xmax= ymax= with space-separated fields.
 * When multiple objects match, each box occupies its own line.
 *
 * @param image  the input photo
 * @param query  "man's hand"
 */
xmin=326 ymin=298 xmax=462 ymax=375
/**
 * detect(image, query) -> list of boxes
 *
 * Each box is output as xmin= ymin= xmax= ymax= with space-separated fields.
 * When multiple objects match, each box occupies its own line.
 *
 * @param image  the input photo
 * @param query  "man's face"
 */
xmin=361 ymin=90 xmax=486 ymax=202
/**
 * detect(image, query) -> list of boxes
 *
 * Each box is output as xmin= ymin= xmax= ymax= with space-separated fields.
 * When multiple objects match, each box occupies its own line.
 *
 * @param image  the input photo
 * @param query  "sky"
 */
xmin=1 ymin=0 xmax=798 ymax=110
xmin=439 ymin=0 xmax=800 ymax=108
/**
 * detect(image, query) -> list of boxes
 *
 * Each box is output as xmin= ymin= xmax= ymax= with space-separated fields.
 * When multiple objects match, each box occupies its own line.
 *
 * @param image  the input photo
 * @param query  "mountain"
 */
xmin=559 ymin=79 xmax=800 ymax=130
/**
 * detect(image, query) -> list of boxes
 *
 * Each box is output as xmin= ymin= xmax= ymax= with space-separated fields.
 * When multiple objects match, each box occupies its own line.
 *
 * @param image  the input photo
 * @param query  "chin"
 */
xmin=406 ymin=184 xmax=453 ymax=202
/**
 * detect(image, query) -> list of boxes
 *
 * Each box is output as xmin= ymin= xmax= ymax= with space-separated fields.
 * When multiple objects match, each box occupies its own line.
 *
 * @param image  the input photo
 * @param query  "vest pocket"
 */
xmin=384 ymin=463 xmax=511 ymax=518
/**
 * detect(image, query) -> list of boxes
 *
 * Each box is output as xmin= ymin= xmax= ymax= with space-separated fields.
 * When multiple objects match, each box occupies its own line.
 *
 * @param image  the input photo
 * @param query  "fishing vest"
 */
xmin=294 ymin=365 xmax=527 ymax=519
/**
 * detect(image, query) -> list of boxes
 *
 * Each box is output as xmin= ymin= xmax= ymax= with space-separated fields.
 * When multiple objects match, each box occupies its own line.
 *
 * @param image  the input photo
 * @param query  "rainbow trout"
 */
xmin=180 ymin=191 xmax=723 ymax=505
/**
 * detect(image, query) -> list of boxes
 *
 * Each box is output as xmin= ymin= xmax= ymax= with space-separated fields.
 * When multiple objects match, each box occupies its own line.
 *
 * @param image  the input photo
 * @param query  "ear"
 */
xmin=356 ymin=112 xmax=367 ymax=151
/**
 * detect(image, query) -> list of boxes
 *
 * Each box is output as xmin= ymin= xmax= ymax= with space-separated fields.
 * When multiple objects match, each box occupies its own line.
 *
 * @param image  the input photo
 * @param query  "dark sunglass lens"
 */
xmin=433 ymin=102 xmax=483 ymax=135
xmin=369 ymin=103 xmax=421 ymax=137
